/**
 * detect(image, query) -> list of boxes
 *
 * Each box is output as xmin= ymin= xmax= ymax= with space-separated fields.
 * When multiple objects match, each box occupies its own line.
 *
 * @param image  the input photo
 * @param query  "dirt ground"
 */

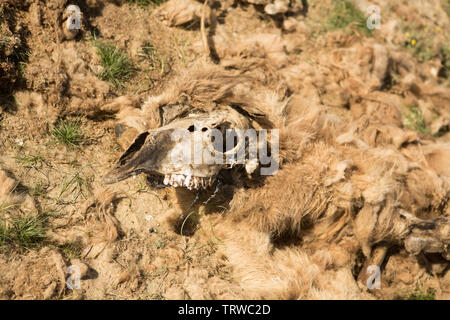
xmin=0 ymin=0 xmax=449 ymax=300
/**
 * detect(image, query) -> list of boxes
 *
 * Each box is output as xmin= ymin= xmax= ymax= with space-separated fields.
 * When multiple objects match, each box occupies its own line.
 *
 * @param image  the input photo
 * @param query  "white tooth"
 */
xmin=202 ymin=178 xmax=207 ymax=189
xmin=176 ymin=175 xmax=184 ymax=187
xmin=169 ymin=174 xmax=174 ymax=185
xmin=193 ymin=177 xmax=199 ymax=189
xmin=184 ymin=175 xmax=191 ymax=187
xmin=163 ymin=175 xmax=170 ymax=185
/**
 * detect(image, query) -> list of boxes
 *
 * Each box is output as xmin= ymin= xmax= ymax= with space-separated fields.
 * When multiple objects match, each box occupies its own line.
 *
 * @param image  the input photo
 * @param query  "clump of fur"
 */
xmin=81 ymin=188 xmax=121 ymax=244
xmin=155 ymin=0 xmax=211 ymax=27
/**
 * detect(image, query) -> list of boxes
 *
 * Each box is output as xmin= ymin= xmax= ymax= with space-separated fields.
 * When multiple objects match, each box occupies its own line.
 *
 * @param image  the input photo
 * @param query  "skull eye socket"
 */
xmin=211 ymin=126 xmax=239 ymax=153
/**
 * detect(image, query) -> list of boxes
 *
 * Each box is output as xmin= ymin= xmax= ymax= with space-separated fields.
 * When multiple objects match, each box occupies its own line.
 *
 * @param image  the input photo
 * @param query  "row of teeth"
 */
xmin=162 ymin=174 xmax=216 ymax=190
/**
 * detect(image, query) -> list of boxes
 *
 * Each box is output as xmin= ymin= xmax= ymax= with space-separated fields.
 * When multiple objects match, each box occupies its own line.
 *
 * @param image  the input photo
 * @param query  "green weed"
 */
xmin=327 ymin=0 xmax=373 ymax=36
xmin=52 ymin=119 xmax=84 ymax=146
xmin=402 ymin=105 xmax=430 ymax=134
xmin=92 ymin=39 xmax=134 ymax=87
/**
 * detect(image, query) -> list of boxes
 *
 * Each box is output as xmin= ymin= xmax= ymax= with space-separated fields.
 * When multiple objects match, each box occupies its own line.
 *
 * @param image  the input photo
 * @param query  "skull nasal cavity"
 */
xmin=187 ymin=125 xmax=208 ymax=132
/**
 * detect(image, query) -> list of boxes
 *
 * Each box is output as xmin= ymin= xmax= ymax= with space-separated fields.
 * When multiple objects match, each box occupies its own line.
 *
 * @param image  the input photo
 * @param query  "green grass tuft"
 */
xmin=406 ymin=288 xmax=436 ymax=300
xmin=59 ymin=240 xmax=83 ymax=260
xmin=0 ymin=213 xmax=47 ymax=249
xmin=12 ymin=214 xmax=46 ymax=247
xmin=92 ymin=39 xmax=134 ymax=87
xmin=327 ymin=0 xmax=373 ymax=36
xmin=52 ymin=119 xmax=84 ymax=146
xmin=402 ymin=105 xmax=430 ymax=134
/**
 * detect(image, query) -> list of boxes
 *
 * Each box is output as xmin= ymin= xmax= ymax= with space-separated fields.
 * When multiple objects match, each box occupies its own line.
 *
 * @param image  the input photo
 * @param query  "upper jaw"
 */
xmin=164 ymin=173 xmax=217 ymax=190
xmin=146 ymin=172 xmax=217 ymax=190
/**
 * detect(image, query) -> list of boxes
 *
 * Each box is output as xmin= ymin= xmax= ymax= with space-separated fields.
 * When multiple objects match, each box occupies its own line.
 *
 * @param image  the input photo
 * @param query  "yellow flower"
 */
xmin=436 ymin=26 xmax=441 ymax=32
xmin=411 ymin=39 xmax=416 ymax=46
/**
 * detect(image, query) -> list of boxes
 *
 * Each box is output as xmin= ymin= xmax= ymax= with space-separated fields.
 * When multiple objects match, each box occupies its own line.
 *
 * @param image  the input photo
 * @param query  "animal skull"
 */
xmin=104 ymin=106 xmax=259 ymax=190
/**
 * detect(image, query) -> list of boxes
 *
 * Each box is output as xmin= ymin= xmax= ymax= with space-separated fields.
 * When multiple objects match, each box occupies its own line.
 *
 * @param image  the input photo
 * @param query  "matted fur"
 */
xmin=115 ymin=65 xmax=274 ymax=133
xmin=155 ymin=0 xmax=211 ymax=27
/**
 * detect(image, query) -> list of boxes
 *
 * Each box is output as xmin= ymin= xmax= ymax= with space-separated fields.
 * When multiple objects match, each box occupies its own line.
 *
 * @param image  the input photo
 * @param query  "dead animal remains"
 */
xmin=103 ymin=69 xmax=274 ymax=190
xmin=104 ymin=67 xmax=449 ymax=299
